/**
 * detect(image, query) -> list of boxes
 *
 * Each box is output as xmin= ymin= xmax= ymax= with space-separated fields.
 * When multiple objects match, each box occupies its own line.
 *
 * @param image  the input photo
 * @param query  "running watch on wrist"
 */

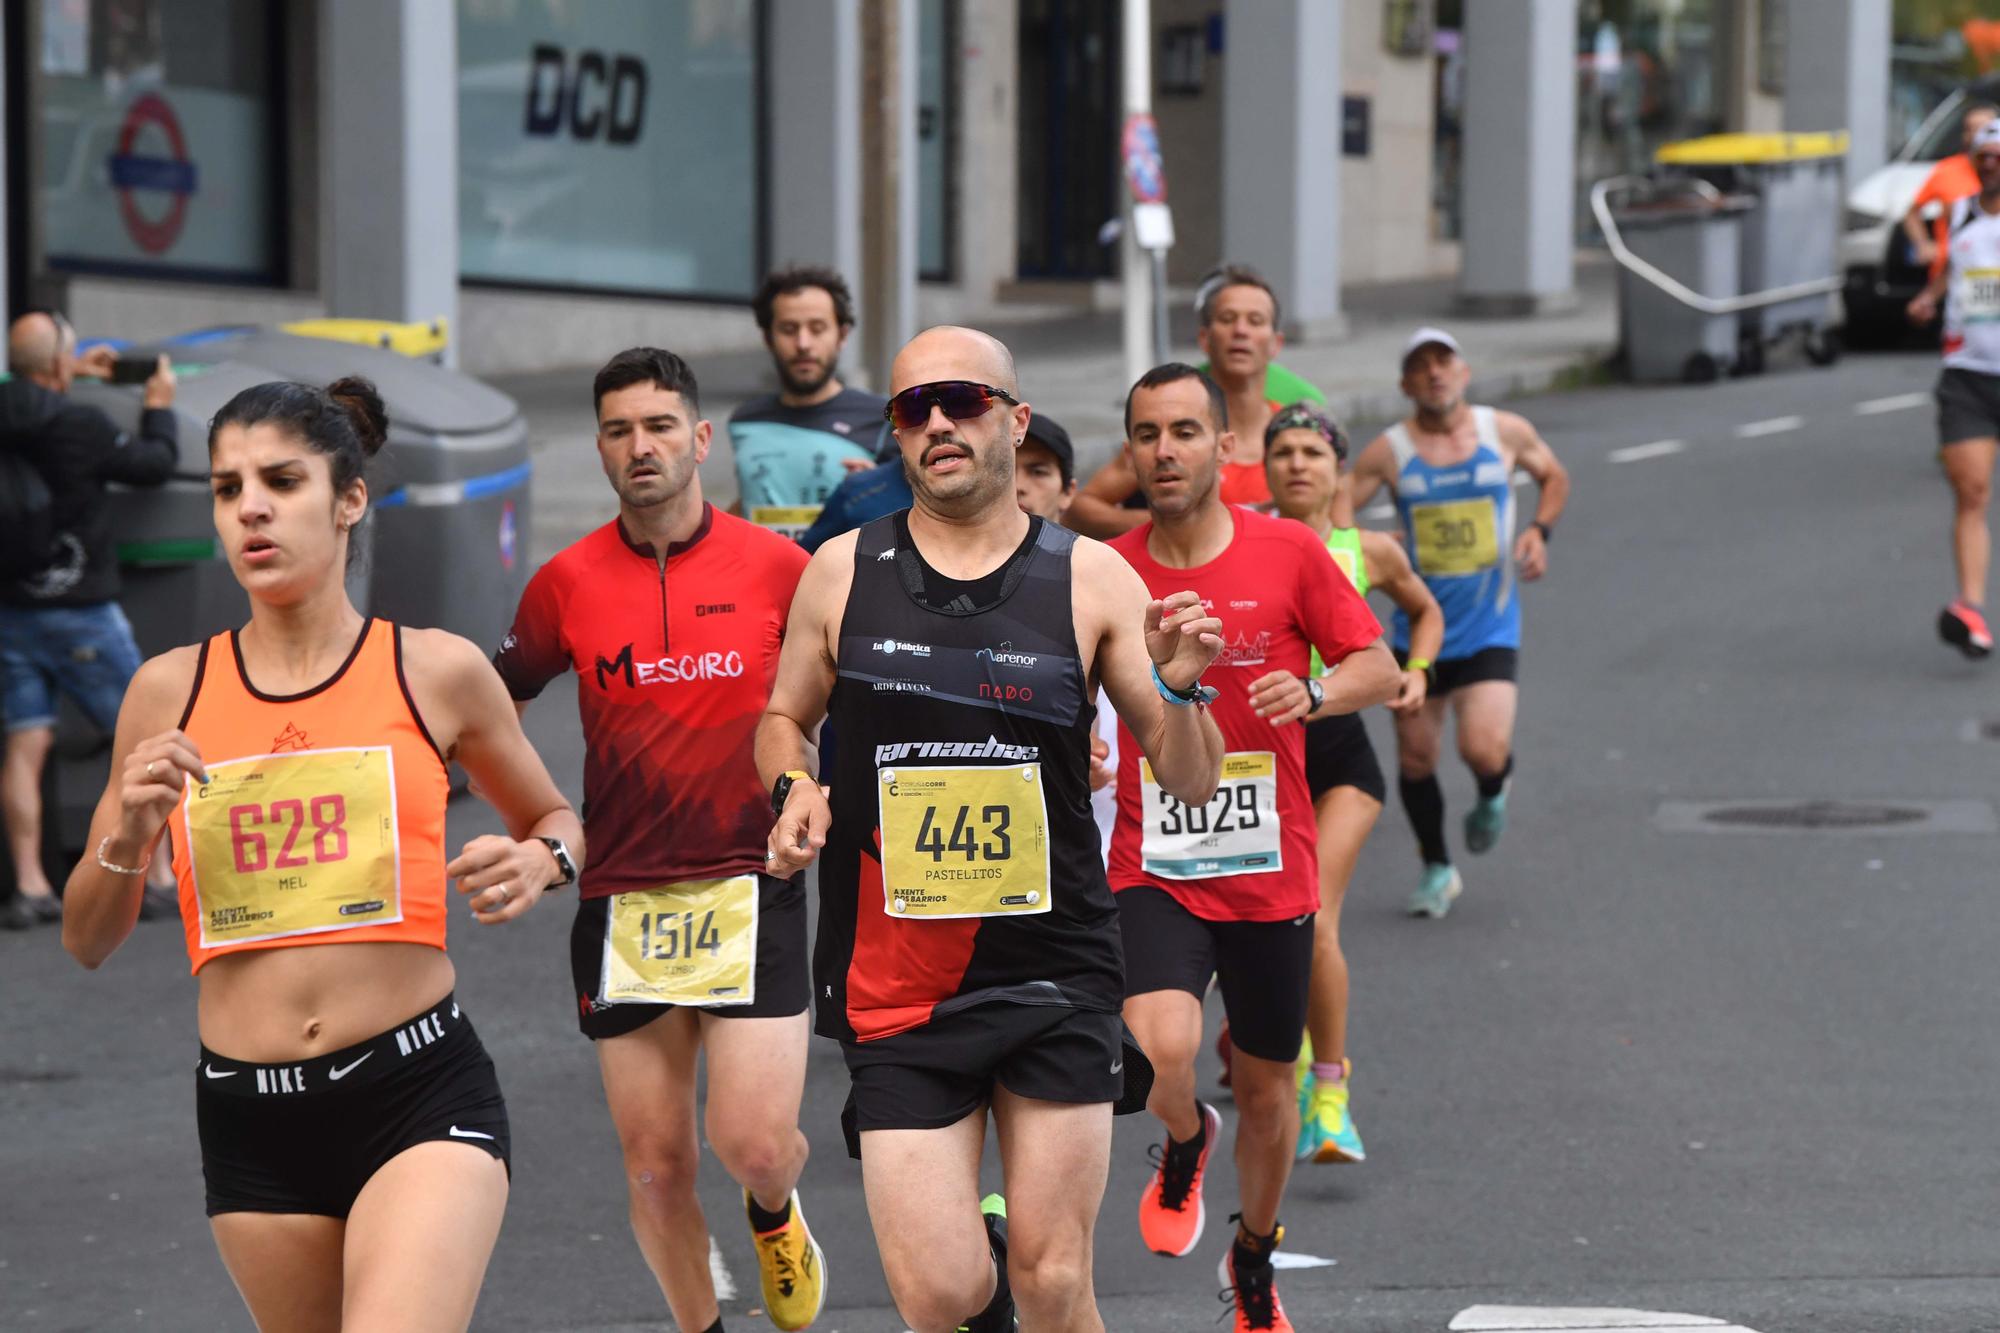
xmin=1532 ymin=520 xmax=1554 ymax=542
xmin=770 ymin=769 xmax=813 ymax=815
xmin=538 ymin=836 xmax=577 ymax=889
xmin=1303 ymin=677 xmax=1325 ymax=713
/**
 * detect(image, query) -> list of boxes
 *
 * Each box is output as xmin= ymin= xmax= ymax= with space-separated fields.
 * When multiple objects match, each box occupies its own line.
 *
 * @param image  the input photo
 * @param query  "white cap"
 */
xmin=1975 ymin=121 xmax=2000 ymax=155
xmin=1402 ymin=326 xmax=1462 ymax=371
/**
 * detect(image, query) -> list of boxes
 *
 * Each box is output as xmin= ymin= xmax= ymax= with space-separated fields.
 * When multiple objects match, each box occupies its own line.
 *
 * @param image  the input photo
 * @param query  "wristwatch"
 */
xmin=1303 ymin=677 xmax=1325 ymax=714
xmin=770 ymin=769 xmax=813 ymax=816
xmin=538 ymin=836 xmax=578 ymax=889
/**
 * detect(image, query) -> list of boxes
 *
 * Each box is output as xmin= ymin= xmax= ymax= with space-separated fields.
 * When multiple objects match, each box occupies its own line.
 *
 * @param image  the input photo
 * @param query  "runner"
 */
xmin=494 ymin=348 xmax=825 ymax=1333
xmin=1902 ymin=102 xmax=1999 ymax=283
xmin=1262 ymin=403 xmax=1443 ymax=1165
xmin=1348 ymin=329 xmax=1570 ymax=918
xmin=729 ymin=265 xmax=890 ymax=541
xmin=759 ymin=326 xmax=1225 ymax=1332
xmin=1067 ymin=265 xmax=1308 ymax=537
xmin=1909 ymin=121 xmax=2000 ymax=660
xmin=1108 ymin=365 xmax=1400 ymax=1331
xmin=59 ymin=377 xmax=582 ymax=1332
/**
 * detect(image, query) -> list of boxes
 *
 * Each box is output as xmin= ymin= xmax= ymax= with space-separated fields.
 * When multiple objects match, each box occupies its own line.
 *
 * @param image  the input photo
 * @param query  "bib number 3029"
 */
xmin=1140 ymin=752 xmax=1281 ymax=879
xmin=877 ymin=764 xmax=1051 ymax=918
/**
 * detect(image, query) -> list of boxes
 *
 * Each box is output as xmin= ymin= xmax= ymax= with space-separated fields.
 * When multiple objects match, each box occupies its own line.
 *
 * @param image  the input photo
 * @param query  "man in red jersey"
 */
xmin=1107 ymin=363 xmax=1399 ymax=1333
xmin=493 ymin=348 xmax=826 ymax=1333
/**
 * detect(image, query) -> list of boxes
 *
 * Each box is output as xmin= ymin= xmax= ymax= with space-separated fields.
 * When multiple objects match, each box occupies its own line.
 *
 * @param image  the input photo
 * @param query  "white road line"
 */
xmin=1607 ymin=439 xmax=1685 ymax=464
xmin=1733 ymin=415 xmax=1804 ymax=439
xmin=1854 ymin=391 xmax=1931 ymax=415
xmin=1270 ymin=1249 xmax=1337 ymax=1270
xmin=709 ymin=1235 xmax=737 ymax=1302
xmin=1451 ymin=1307 xmax=1758 ymax=1331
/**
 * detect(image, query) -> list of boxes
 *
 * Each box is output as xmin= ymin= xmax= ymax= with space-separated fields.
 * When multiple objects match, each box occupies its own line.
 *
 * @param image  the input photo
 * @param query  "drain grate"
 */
xmin=1656 ymin=798 xmax=1997 ymax=835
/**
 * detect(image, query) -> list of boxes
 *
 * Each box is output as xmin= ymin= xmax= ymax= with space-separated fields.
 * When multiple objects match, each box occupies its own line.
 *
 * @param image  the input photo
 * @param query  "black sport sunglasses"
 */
xmin=884 ymin=380 xmax=1019 ymax=431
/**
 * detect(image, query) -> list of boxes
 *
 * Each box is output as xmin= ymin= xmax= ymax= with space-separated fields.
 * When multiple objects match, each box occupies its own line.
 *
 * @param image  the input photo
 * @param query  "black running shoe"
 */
xmin=959 ymin=1193 xmax=1016 ymax=1332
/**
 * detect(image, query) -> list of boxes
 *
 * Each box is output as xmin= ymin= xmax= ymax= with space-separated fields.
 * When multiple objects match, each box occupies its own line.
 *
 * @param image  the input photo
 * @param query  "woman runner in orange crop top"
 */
xmin=61 ymin=376 xmax=584 ymax=1332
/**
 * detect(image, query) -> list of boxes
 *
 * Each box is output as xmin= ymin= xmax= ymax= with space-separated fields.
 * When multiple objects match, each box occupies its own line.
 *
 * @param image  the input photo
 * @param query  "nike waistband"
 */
xmin=195 ymin=991 xmax=472 ymax=1098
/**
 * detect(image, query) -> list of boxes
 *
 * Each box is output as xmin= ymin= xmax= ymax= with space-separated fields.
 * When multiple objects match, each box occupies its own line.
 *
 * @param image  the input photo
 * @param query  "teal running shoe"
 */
xmin=1408 ymin=863 xmax=1462 ymax=919
xmin=1293 ymin=1037 xmax=1315 ymax=1160
xmin=1465 ymin=787 xmax=1509 ymax=855
xmin=1296 ymin=1060 xmax=1365 ymax=1164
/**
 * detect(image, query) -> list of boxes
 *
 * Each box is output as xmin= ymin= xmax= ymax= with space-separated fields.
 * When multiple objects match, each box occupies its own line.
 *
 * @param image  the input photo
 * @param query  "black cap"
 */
xmin=1023 ymin=414 xmax=1076 ymax=487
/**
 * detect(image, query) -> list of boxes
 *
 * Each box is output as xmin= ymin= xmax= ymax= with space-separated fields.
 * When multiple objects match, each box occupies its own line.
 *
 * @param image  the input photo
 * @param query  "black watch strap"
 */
xmin=537 ymin=836 xmax=577 ymax=888
xmin=1532 ymin=520 xmax=1554 ymax=542
xmin=1303 ymin=676 xmax=1325 ymax=713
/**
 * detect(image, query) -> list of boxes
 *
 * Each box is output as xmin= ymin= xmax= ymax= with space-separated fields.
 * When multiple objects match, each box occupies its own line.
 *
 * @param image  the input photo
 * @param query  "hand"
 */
xmin=1908 ymin=291 xmax=1940 ymax=326
xmin=1913 ymin=237 xmax=1939 ymax=267
xmin=841 ymin=455 xmax=875 ymax=474
xmin=1145 ymin=590 xmax=1223 ymax=692
xmin=447 ymin=834 xmax=552 ymax=924
xmin=1088 ymin=733 xmax=1115 ymax=793
xmin=1513 ymin=525 xmax=1548 ymax=581
xmin=1247 ymin=670 xmax=1312 ymax=726
xmin=766 ymin=781 xmax=831 ymax=877
xmin=1388 ymin=667 xmax=1429 ymax=716
xmin=113 ymin=730 xmax=210 ymax=859
xmin=76 ymin=345 xmax=119 ymax=380
xmin=143 ymin=354 xmax=176 ymax=410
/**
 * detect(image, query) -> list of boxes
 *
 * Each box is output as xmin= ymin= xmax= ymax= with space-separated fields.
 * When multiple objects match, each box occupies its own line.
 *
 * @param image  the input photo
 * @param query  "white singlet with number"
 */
xmin=1945 ymin=195 xmax=2000 ymax=376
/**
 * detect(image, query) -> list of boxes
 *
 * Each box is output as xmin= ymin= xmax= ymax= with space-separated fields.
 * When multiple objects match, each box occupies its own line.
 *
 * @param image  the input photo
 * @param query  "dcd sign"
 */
xmin=525 ymin=44 xmax=647 ymax=144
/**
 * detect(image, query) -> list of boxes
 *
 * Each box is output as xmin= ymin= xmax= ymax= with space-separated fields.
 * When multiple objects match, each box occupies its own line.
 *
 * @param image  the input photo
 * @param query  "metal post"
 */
xmin=861 ymin=0 xmax=919 ymax=392
xmin=1121 ymin=0 xmax=1153 ymax=391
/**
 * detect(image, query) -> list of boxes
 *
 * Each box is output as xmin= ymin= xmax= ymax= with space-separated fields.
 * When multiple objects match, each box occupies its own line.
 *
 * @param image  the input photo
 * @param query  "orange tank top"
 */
xmin=1220 ymin=460 xmax=1273 ymax=508
xmin=170 ymin=618 xmax=451 ymax=975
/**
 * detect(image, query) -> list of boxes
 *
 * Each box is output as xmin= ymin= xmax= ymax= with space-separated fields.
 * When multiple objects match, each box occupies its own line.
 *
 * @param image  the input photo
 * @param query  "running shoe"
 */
xmin=1217 ymin=1227 xmax=1294 ymax=1332
xmin=1296 ymin=1061 xmax=1365 ymax=1164
xmin=1139 ymin=1101 xmax=1222 ymax=1257
xmin=1408 ymin=863 xmax=1462 ymax=919
xmin=958 ymin=1193 xmax=1015 ymax=1332
xmin=1216 ymin=1023 xmax=1234 ymax=1089
xmin=1465 ymin=787 xmax=1509 ymax=855
xmin=1293 ymin=1034 xmax=1314 ymax=1126
xmin=1940 ymin=601 xmax=1994 ymax=659
xmin=747 ymin=1189 xmax=826 ymax=1331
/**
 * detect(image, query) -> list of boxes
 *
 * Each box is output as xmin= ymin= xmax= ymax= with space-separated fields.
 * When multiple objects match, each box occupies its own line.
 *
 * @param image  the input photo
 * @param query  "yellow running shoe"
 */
xmin=1297 ymin=1060 xmax=1365 ymax=1164
xmin=747 ymin=1189 xmax=827 ymax=1330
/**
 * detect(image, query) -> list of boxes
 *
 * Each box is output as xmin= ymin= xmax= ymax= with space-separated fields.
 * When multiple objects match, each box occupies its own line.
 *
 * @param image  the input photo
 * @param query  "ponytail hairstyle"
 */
xmin=208 ymin=376 xmax=389 ymax=565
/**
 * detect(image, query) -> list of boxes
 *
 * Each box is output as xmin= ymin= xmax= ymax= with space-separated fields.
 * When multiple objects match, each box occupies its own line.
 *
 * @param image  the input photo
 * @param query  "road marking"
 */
xmin=1607 ymin=439 xmax=1685 ymax=464
xmin=710 ymin=1235 xmax=736 ymax=1301
xmin=1270 ymin=1250 xmax=1337 ymax=1270
xmin=1733 ymin=415 xmax=1803 ymax=438
xmin=1854 ymin=391 xmax=1931 ymax=415
xmin=1450 ymin=1307 xmax=1760 ymax=1331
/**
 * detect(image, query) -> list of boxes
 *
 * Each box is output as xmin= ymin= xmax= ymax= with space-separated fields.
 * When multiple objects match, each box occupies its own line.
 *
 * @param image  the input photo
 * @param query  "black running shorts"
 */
xmin=571 ymin=873 xmax=810 ymax=1039
xmin=196 ymin=993 xmax=509 ymax=1218
xmin=1304 ymin=712 xmax=1387 ymax=803
xmin=1938 ymin=367 xmax=2000 ymax=447
xmin=838 ymin=1002 xmax=1148 ymax=1159
xmin=1397 ymin=644 xmax=1518 ymax=697
xmin=1115 ymin=884 xmax=1313 ymax=1064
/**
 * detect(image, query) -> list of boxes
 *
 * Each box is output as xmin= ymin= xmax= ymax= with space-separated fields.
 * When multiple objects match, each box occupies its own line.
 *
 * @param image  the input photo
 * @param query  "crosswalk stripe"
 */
xmin=1450 ymin=1306 xmax=1759 ymax=1331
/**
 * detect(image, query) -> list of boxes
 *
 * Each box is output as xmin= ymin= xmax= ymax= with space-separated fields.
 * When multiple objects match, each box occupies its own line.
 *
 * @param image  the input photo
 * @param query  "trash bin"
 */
xmin=1610 ymin=191 xmax=1752 ymax=383
xmin=1655 ymin=132 xmax=1847 ymax=368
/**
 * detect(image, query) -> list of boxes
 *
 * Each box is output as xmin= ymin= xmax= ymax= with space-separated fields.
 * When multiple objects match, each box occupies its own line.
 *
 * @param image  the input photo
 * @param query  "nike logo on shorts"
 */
xmin=327 ymin=1053 xmax=373 ymax=1081
xmin=1110 ymin=1060 xmax=1124 ymax=1074
xmin=201 ymin=1064 xmax=237 ymax=1079
xmin=449 ymin=1126 xmax=496 ymax=1141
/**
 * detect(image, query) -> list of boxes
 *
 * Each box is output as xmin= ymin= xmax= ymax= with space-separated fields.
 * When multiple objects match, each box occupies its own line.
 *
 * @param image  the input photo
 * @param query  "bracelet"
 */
xmin=1152 ymin=663 xmax=1217 ymax=707
xmin=95 ymin=835 xmax=151 ymax=877
xmin=1406 ymin=656 xmax=1433 ymax=673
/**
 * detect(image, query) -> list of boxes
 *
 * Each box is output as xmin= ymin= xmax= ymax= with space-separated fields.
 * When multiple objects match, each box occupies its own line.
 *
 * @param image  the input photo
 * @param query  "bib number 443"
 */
xmin=913 ymin=803 xmax=1012 ymax=862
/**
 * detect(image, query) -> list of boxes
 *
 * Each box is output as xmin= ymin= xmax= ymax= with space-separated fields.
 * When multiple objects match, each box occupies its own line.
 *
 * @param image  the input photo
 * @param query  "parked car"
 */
xmin=1841 ymin=73 xmax=2000 ymax=347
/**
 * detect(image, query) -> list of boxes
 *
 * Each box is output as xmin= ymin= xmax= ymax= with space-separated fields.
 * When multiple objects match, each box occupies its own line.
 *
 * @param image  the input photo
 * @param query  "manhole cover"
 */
xmin=1655 ymin=798 xmax=1998 ymax=835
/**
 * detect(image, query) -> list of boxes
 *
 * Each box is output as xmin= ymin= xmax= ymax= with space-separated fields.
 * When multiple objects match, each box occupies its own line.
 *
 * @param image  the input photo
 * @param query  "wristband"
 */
xmin=1152 ymin=663 xmax=1218 ymax=707
xmin=1531 ymin=520 xmax=1553 ymax=543
xmin=1405 ymin=657 xmax=1432 ymax=673
xmin=95 ymin=835 xmax=151 ymax=876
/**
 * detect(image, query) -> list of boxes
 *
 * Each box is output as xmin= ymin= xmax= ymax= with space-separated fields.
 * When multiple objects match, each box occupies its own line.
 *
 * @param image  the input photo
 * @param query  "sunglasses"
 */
xmin=884 ymin=380 xmax=1018 ymax=431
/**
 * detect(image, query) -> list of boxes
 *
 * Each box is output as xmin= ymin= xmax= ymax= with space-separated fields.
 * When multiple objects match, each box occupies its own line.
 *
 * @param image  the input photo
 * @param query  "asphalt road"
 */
xmin=7 ymin=346 xmax=1998 ymax=1332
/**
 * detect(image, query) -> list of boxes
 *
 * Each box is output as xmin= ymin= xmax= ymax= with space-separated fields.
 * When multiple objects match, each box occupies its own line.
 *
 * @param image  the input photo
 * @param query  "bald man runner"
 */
xmin=758 ymin=326 xmax=1226 ymax=1333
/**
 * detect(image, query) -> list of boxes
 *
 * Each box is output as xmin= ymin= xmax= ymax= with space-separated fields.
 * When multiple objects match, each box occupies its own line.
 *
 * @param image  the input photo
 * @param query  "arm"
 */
xmin=758 ymin=537 xmax=853 ymax=874
xmin=1063 ymin=452 xmax=1149 ymax=538
xmin=408 ymin=630 xmax=584 ymax=924
xmin=1346 ymin=435 xmax=1396 ymax=514
xmin=1501 ymin=413 xmax=1568 ymax=582
xmin=1080 ymin=541 xmax=1225 ymax=806
xmin=90 ymin=357 xmax=181 ymax=486
xmin=62 ymin=649 xmax=205 ymax=969
xmin=1247 ymin=538 xmax=1404 ymax=725
xmin=1902 ymin=168 xmax=1946 ymax=263
xmin=1911 ymin=257 xmax=1953 ymax=324
xmin=1361 ymin=530 xmax=1443 ymax=714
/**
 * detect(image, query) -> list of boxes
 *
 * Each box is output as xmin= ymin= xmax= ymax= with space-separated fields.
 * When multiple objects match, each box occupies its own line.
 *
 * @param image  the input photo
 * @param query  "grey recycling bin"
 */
xmin=1611 ymin=194 xmax=1751 ymax=383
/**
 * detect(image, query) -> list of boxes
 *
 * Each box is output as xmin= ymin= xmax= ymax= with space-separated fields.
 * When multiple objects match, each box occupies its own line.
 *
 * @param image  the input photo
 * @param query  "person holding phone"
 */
xmin=1 ymin=311 xmax=180 ymax=928
xmin=60 ymin=376 xmax=583 ymax=1332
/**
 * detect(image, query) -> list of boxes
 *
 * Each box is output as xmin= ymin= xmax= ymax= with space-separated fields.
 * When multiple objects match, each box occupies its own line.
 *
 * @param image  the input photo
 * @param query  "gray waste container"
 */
xmin=1613 ymin=194 xmax=1751 ymax=383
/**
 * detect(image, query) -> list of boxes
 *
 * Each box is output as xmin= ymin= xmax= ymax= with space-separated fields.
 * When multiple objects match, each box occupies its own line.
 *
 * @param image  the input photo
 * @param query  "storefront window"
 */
xmin=917 ymin=0 xmax=955 ymax=282
xmin=459 ymin=0 xmax=764 ymax=299
xmin=38 ymin=0 xmax=280 ymax=281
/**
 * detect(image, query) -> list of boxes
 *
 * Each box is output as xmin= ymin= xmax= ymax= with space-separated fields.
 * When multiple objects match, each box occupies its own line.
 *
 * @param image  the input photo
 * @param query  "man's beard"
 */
xmin=909 ymin=434 xmax=1013 ymax=513
xmin=613 ymin=451 xmax=697 ymax=509
xmin=778 ymin=355 xmax=835 ymax=397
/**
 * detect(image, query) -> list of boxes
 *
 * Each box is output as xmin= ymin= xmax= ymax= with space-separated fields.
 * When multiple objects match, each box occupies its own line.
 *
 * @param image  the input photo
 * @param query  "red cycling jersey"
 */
xmin=493 ymin=505 xmax=809 ymax=898
xmin=1107 ymin=507 xmax=1382 ymax=921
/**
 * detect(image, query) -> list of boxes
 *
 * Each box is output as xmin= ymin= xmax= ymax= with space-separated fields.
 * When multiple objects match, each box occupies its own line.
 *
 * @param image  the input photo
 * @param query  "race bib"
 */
xmin=1140 ymin=752 xmax=1281 ymax=879
xmin=601 ymin=876 xmax=759 ymax=1006
xmin=1410 ymin=497 xmax=1500 ymax=576
xmin=1328 ymin=545 xmax=1361 ymax=589
xmin=184 ymin=748 xmax=401 ymax=949
xmin=877 ymin=764 xmax=1051 ymax=918
xmin=750 ymin=505 xmax=822 ymax=542
xmin=1960 ymin=268 xmax=2000 ymax=322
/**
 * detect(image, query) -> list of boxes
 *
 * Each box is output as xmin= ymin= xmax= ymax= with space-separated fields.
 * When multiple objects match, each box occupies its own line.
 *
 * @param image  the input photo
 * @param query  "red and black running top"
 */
xmin=493 ymin=505 xmax=809 ymax=899
xmin=818 ymin=512 xmax=1122 ymax=1044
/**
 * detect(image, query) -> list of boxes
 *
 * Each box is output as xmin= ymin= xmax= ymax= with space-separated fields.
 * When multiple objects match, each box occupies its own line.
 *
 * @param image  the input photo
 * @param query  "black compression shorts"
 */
xmin=1304 ymin=712 xmax=1387 ymax=803
xmin=196 ymin=993 xmax=508 ymax=1218
xmin=1397 ymin=645 xmax=1518 ymax=697
xmin=1115 ymin=884 xmax=1313 ymax=1063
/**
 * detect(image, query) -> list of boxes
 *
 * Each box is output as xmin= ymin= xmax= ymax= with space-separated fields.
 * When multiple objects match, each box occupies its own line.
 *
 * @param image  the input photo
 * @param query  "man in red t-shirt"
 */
xmin=1106 ymin=363 xmax=1399 ymax=1331
xmin=493 ymin=348 xmax=825 ymax=1332
xmin=1904 ymin=101 xmax=1999 ymax=280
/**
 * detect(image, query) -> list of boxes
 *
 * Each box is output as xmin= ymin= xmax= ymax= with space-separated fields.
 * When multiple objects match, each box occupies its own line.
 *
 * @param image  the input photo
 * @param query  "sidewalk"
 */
xmin=493 ymin=259 xmax=1617 ymax=566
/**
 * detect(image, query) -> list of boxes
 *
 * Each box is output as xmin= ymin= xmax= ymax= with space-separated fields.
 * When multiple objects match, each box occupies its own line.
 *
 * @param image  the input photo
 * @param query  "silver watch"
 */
xmin=1303 ymin=676 xmax=1325 ymax=713
xmin=538 ymin=836 xmax=578 ymax=888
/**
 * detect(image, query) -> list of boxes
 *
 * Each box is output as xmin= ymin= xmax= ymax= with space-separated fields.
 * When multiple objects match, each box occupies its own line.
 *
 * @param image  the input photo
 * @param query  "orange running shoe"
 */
xmin=1940 ymin=600 xmax=1994 ymax=659
xmin=1138 ymin=1101 xmax=1221 ymax=1257
xmin=1217 ymin=1230 xmax=1294 ymax=1332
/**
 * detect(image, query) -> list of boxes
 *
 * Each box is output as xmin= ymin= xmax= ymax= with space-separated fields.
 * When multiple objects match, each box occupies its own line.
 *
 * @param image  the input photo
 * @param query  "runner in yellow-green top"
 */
xmin=1263 ymin=403 xmax=1441 ymax=1167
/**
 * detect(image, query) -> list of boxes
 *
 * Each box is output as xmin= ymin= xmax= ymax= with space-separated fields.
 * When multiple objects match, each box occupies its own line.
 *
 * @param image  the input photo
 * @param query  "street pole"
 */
xmin=1121 ymin=0 xmax=1153 ymax=391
